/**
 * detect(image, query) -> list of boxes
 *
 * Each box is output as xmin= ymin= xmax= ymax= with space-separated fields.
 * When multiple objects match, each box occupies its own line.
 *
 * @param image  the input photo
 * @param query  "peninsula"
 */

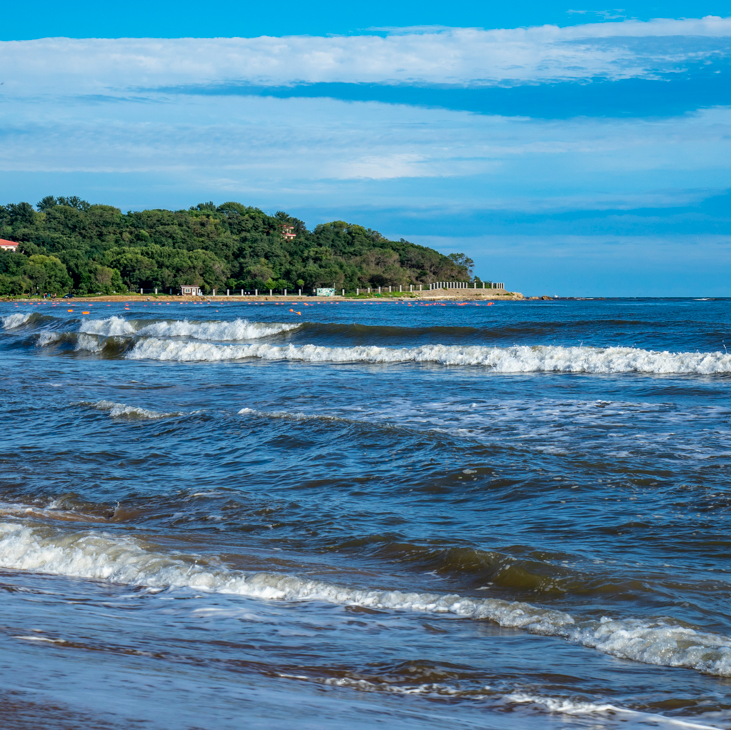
xmin=0 ymin=197 xmax=496 ymax=298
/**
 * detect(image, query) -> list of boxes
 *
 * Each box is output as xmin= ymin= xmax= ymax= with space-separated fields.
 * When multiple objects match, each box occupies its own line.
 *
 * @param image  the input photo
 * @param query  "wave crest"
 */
xmin=2 ymin=521 xmax=731 ymax=677
xmin=127 ymin=340 xmax=731 ymax=374
xmin=82 ymin=399 xmax=177 ymax=419
xmin=136 ymin=318 xmax=299 ymax=341
xmin=1 ymin=312 xmax=34 ymax=329
xmin=79 ymin=316 xmax=136 ymax=337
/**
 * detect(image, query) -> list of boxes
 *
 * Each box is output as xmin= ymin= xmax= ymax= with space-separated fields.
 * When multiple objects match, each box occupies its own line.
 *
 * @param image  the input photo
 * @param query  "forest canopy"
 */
xmin=0 ymin=198 xmax=477 ymax=296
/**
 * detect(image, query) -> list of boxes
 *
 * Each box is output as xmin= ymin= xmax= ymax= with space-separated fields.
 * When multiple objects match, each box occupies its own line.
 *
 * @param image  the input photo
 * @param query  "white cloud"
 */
xmin=0 ymin=17 xmax=730 ymax=95
xmin=0 ymin=95 xmax=728 ymax=212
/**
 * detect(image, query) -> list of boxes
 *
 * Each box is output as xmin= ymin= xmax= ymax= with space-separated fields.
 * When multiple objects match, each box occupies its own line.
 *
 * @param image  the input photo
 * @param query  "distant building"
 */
xmin=179 ymin=285 xmax=203 ymax=296
xmin=281 ymin=225 xmax=296 ymax=240
xmin=0 ymin=239 xmax=19 ymax=252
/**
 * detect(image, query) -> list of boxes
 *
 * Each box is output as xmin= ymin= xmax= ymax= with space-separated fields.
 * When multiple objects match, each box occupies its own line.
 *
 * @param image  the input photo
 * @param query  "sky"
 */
xmin=1 ymin=1 xmax=730 ymax=295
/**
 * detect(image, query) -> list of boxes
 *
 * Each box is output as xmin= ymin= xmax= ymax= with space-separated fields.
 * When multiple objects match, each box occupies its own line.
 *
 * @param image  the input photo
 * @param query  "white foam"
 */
xmin=295 ymin=674 xmax=473 ymax=698
xmin=238 ymin=406 xmax=349 ymax=424
xmin=2 ymin=521 xmax=731 ymax=678
xmin=37 ymin=331 xmax=62 ymax=346
xmin=505 ymin=694 xmax=721 ymax=728
xmin=1 ymin=312 xmax=33 ymax=329
xmin=280 ymin=674 xmax=720 ymax=727
xmin=85 ymin=399 xmax=175 ymax=419
xmin=126 ymin=340 xmax=731 ymax=374
xmin=136 ymin=318 xmax=299 ymax=341
xmin=75 ymin=333 xmax=105 ymax=352
xmin=79 ymin=316 xmax=136 ymax=336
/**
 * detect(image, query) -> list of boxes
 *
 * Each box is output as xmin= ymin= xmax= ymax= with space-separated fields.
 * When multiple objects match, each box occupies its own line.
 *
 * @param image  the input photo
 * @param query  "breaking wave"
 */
xmin=1 ymin=312 xmax=34 ymax=329
xmin=75 ymin=333 xmax=106 ymax=352
xmin=37 ymin=331 xmax=63 ymax=346
xmin=81 ymin=400 xmax=177 ymax=419
xmin=79 ymin=316 xmax=136 ymax=337
xmin=136 ymin=318 xmax=299 ymax=341
xmin=127 ymin=339 xmax=731 ymax=374
xmin=2 ymin=520 xmax=731 ymax=678
xmin=77 ymin=316 xmax=298 ymax=342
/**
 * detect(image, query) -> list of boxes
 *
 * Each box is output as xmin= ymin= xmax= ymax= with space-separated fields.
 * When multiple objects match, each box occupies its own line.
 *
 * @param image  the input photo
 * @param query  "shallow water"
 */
xmin=2 ymin=297 xmax=731 ymax=728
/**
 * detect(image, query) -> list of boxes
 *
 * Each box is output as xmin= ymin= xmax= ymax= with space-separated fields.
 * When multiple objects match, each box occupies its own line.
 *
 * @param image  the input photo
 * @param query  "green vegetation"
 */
xmin=0 ymin=198 xmax=475 ymax=296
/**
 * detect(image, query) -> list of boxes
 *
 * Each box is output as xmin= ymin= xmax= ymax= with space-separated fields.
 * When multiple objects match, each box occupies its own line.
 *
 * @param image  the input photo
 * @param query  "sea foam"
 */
xmin=79 ymin=316 xmax=136 ymax=336
xmin=84 ymin=400 xmax=176 ymax=419
xmin=37 ymin=331 xmax=62 ymax=346
xmin=127 ymin=339 xmax=731 ymax=374
xmin=2 ymin=521 xmax=731 ymax=678
xmin=136 ymin=318 xmax=299 ymax=341
xmin=1 ymin=312 xmax=33 ymax=329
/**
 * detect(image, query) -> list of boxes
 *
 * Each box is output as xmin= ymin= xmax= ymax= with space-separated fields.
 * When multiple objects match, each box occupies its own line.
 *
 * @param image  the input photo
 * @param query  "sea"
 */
xmin=1 ymin=297 xmax=731 ymax=729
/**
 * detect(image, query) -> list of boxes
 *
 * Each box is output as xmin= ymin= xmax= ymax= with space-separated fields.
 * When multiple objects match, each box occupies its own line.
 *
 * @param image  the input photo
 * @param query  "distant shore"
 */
xmin=2 ymin=290 xmax=547 ymax=303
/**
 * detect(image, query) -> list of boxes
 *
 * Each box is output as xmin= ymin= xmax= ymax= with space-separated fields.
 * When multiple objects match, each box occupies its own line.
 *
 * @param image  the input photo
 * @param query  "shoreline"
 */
xmin=2 ymin=291 xmax=534 ymax=303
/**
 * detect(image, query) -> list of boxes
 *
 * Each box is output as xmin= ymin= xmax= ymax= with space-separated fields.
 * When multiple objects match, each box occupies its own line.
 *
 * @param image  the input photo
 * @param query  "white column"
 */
xmin=356 ymin=288 xmax=359 ymax=295
xmin=226 ymin=289 xmax=229 ymax=296
xmin=299 ymin=289 xmax=302 ymax=295
xmin=342 ymin=289 xmax=345 ymax=296
xmin=389 ymin=286 xmax=392 ymax=293
xmin=269 ymin=289 xmax=272 ymax=296
xmin=284 ymin=289 xmax=287 ymax=296
xmin=378 ymin=287 xmax=381 ymax=293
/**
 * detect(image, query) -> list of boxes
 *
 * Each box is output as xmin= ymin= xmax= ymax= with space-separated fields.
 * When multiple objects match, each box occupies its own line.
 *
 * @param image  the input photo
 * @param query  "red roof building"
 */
xmin=0 ymin=239 xmax=19 ymax=252
xmin=280 ymin=225 xmax=296 ymax=241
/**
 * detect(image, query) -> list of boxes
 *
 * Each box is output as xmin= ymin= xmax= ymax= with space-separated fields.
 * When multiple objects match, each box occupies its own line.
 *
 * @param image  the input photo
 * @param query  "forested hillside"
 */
xmin=0 ymin=197 xmax=475 ymax=295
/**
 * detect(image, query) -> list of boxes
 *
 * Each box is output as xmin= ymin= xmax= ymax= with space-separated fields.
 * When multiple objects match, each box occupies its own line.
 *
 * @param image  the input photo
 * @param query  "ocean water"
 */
xmin=2 ymin=297 xmax=731 ymax=729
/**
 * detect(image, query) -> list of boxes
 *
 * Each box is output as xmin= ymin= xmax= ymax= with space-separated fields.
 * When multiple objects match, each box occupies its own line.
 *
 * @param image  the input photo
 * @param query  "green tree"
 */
xmin=24 ymin=254 xmax=72 ymax=294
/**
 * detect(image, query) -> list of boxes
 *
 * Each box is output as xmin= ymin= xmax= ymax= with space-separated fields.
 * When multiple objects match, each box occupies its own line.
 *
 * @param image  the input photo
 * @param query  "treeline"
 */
xmin=0 ymin=197 xmax=476 ymax=296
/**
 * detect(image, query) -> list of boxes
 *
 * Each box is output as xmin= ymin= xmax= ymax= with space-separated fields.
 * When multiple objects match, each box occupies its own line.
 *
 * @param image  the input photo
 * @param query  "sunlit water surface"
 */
xmin=2 ymin=297 xmax=731 ymax=729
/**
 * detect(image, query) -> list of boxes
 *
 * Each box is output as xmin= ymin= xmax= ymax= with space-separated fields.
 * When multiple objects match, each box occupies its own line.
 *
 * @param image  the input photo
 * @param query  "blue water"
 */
xmin=2 ymin=297 xmax=731 ymax=729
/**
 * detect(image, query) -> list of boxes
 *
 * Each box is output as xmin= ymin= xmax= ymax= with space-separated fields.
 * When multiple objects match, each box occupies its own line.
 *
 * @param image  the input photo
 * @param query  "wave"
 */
xmin=77 ymin=316 xmax=299 ymax=342
xmin=1 ymin=312 xmax=34 ymax=329
xmin=136 ymin=318 xmax=299 ymax=341
xmin=278 ymin=675 xmax=719 ymax=727
xmin=127 ymin=339 xmax=731 ymax=374
xmin=75 ymin=333 xmax=106 ymax=352
xmin=504 ymin=694 xmax=719 ymax=728
xmin=37 ymin=331 xmax=63 ymax=347
xmin=81 ymin=399 xmax=178 ymax=419
xmin=79 ymin=316 xmax=136 ymax=337
xmin=2 ymin=521 xmax=731 ymax=678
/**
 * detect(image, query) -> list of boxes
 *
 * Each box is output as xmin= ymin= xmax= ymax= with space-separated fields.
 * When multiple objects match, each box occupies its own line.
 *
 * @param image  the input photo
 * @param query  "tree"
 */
xmin=447 ymin=253 xmax=474 ymax=277
xmin=92 ymin=265 xmax=125 ymax=294
xmin=56 ymin=196 xmax=91 ymax=212
xmin=37 ymin=196 xmax=58 ymax=212
xmin=24 ymin=255 xmax=72 ymax=294
xmin=0 ymin=197 xmax=476 ymax=295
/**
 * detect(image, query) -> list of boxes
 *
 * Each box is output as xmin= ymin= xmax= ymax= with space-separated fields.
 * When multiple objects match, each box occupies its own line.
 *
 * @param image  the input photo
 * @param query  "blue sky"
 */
xmin=1 ymin=2 xmax=730 ymax=295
